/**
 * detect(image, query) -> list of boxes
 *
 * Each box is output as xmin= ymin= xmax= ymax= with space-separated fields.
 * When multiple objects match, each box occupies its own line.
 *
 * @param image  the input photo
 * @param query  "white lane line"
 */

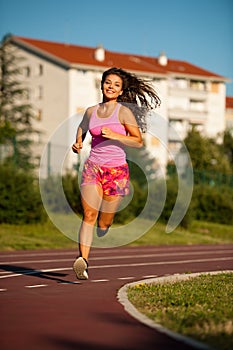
xmin=118 ymin=277 xmax=134 ymax=280
xmin=91 ymin=279 xmax=109 ymax=283
xmin=1 ymin=249 xmax=232 ymax=265
xmin=0 ymin=288 xmax=7 ymax=292
xmin=142 ymin=275 xmax=158 ymax=278
xmin=89 ymin=257 xmax=233 ymax=269
xmin=25 ymin=284 xmax=48 ymax=288
xmin=0 ymin=257 xmax=232 ymax=280
xmin=0 ymin=258 xmax=73 ymax=264
xmin=1 ymin=245 xmax=232 ymax=259
xmin=59 ymin=281 xmax=80 ymax=285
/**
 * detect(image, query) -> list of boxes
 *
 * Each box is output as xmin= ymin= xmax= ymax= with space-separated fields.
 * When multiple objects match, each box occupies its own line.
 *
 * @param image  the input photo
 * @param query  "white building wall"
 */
xmin=205 ymin=82 xmax=226 ymax=139
xmin=68 ymin=69 xmax=101 ymax=117
xmin=144 ymin=79 xmax=168 ymax=176
xmin=12 ymin=44 xmax=70 ymax=176
xmin=15 ymin=46 xmax=69 ymax=141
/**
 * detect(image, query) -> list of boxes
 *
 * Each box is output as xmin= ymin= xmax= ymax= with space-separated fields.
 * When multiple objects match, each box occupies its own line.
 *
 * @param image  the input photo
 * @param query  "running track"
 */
xmin=0 ymin=244 xmax=233 ymax=350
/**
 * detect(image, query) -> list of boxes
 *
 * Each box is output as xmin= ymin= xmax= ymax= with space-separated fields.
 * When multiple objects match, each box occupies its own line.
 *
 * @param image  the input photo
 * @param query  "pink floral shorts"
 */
xmin=81 ymin=159 xmax=130 ymax=196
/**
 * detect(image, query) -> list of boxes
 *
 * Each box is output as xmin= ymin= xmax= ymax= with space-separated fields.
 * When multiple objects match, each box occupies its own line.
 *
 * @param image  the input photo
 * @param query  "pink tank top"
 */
xmin=88 ymin=103 xmax=127 ymax=166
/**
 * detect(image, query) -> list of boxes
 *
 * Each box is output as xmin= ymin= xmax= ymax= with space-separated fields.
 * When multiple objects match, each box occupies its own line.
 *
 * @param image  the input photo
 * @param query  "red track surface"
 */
xmin=1 ymin=244 xmax=233 ymax=350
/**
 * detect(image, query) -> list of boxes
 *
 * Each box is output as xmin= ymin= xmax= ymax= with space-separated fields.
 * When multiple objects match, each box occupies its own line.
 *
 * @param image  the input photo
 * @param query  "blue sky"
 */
xmin=1 ymin=0 xmax=233 ymax=95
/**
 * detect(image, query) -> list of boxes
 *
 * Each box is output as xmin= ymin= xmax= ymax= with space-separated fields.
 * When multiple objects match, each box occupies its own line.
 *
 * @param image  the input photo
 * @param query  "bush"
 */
xmin=159 ymin=176 xmax=194 ymax=229
xmin=192 ymin=184 xmax=233 ymax=225
xmin=40 ymin=174 xmax=81 ymax=214
xmin=0 ymin=165 xmax=46 ymax=224
xmin=159 ymin=176 xmax=233 ymax=228
xmin=40 ymin=172 xmax=233 ymax=229
xmin=62 ymin=173 xmax=82 ymax=214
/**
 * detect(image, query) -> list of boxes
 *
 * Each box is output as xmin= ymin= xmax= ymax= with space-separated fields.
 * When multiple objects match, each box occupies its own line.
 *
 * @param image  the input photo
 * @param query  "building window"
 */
xmin=190 ymin=80 xmax=206 ymax=91
xmin=35 ymin=64 xmax=43 ymax=76
xmin=210 ymin=82 xmax=219 ymax=93
xmin=37 ymin=109 xmax=42 ymax=121
xmin=24 ymin=66 xmax=31 ymax=77
xmin=188 ymin=123 xmax=204 ymax=133
xmin=169 ymin=78 xmax=188 ymax=89
xmin=189 ymin=99 xmax=205 ymax=112
xmin=33 ymin=108 xmax=42 ymax=121
xmin=39 ymin=64 xmax=43 ymax=75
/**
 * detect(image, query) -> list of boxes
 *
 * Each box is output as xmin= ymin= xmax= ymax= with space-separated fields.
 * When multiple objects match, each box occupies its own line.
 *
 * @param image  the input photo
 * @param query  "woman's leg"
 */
xmin=97 ymin=163 xmax=129 ymax=233
xmin=97 ymin=194 xmax=123 ymax=231
xmin=79 ymin=184 xmax=103 ymax=261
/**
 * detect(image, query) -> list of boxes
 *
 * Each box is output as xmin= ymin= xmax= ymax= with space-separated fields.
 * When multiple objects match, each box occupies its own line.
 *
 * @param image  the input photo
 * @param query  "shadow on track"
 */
xmin=0 ymin=264 xmax=75 ymax=284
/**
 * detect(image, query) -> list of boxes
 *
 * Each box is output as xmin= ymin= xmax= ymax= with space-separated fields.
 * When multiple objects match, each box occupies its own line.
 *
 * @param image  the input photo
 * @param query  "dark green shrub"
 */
xmin=192 ymin=184 xmax=233 ymax=225
xmin=62 ymin=173 xmax=82 ymax=214
xmin=42 ymin=172 xmax=233 ymax=229
xmin=159 ymin=176 xmax=194 ymax=229
xmin=39 ymin=173 xmax=82 ymax=215
xmin=0 ymin=165 xmax=46 ymax=224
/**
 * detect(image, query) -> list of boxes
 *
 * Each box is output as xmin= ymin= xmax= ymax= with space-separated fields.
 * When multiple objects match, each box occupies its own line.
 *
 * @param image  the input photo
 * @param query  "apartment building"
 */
xmin=2 ymin=35 xmax=229 ymax=176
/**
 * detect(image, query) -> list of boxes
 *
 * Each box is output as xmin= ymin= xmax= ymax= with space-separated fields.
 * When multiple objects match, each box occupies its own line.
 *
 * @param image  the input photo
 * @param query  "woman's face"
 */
xmin=102 ymin=74 xmax=123 ymax=100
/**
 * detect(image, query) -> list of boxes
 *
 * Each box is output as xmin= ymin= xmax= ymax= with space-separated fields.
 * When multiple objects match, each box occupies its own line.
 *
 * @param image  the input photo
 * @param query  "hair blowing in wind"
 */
xmin=101 ymin=67 xmax=161 ymax=132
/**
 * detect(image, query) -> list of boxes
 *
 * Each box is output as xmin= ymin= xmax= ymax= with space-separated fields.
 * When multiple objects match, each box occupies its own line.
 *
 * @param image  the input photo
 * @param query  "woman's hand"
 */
xmin=101 ymin=127 xmax=116 ymax=139
xmin=72 ymin=141 xmax=83 ymax=153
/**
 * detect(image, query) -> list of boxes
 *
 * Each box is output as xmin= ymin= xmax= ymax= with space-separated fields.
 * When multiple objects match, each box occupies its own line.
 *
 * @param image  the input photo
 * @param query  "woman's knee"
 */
xmin=83 ymin=210 xmax=98 ymax=224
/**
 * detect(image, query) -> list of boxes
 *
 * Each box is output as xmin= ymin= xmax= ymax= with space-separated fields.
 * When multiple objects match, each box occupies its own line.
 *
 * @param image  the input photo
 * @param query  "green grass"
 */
xmin=0 ymin=219 xmax=78 ymax=251
xmin=131 ymin=220 xmax=233 ymax=246
xmin=127 ymin=273 xmax=233 ymax=350
xmin=0 ymin=218 xmax=232 ymax=251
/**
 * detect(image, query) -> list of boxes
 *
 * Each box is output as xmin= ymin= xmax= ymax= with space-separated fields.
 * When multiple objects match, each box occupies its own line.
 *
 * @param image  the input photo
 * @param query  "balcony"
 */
xmin=168 ymin=107 xmax=207 ymax=123
xmin=168 ymin=86 xmax=208 ymax=99
xmin=168 ymin=78 xmax=209 ymax=100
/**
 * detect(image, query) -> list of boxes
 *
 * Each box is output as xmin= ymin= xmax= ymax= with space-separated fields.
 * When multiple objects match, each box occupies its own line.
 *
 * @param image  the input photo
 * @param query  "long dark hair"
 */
xmin=101 ymin=67 xmax=161 ymax=132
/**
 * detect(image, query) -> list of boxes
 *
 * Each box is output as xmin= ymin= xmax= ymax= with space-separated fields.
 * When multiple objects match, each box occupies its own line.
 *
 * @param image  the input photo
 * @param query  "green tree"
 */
xmin=221 ymin=128 xmax=233 ymax=171
xmin=0 ymin=34 xmax=35 ymax=170
xmin=183 ymin=127 xmax=231 ymax=174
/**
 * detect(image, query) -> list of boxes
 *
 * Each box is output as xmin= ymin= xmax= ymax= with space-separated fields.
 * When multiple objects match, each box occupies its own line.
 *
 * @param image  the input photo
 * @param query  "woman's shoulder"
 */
xmin=118 ymin=103 xmax=135 ymax=122
xmin=85 ymin=104 xmax=98 ymax=118
xmin=118 ymin=103 xmax=131 ymax=114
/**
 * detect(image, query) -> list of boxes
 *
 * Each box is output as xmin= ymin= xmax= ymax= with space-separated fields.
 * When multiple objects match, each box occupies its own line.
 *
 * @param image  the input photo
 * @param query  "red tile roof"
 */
xmin=226 ymin=96 xmax=233 ymax=109
xmin=10 ymin=35 xmax=227 ymax=80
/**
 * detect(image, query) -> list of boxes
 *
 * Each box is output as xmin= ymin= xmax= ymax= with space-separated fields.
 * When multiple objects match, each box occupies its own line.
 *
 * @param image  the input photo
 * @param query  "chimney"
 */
xmin=158 ymin=51 xmax=167 ymax=66
xmin=94 ymin=44 xmax=105 ymax=62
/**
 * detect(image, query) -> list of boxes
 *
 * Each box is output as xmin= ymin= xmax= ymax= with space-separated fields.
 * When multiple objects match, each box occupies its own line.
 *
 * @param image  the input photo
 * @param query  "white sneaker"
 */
xmin=73 ymin=257 xmax=88 ymax=280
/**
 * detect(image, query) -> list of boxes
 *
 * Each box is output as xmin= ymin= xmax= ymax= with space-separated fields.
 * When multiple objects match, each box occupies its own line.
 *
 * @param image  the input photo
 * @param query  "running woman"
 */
xmin=72 ymin=67 xmax=160 ymax=279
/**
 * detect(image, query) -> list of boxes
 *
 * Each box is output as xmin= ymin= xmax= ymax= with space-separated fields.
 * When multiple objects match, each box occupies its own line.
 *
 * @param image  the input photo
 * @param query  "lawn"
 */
xmin=0 ymin=218 xmax=232 ymax=251
xmin=127 ymin=272 xmax=233 ymax=350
